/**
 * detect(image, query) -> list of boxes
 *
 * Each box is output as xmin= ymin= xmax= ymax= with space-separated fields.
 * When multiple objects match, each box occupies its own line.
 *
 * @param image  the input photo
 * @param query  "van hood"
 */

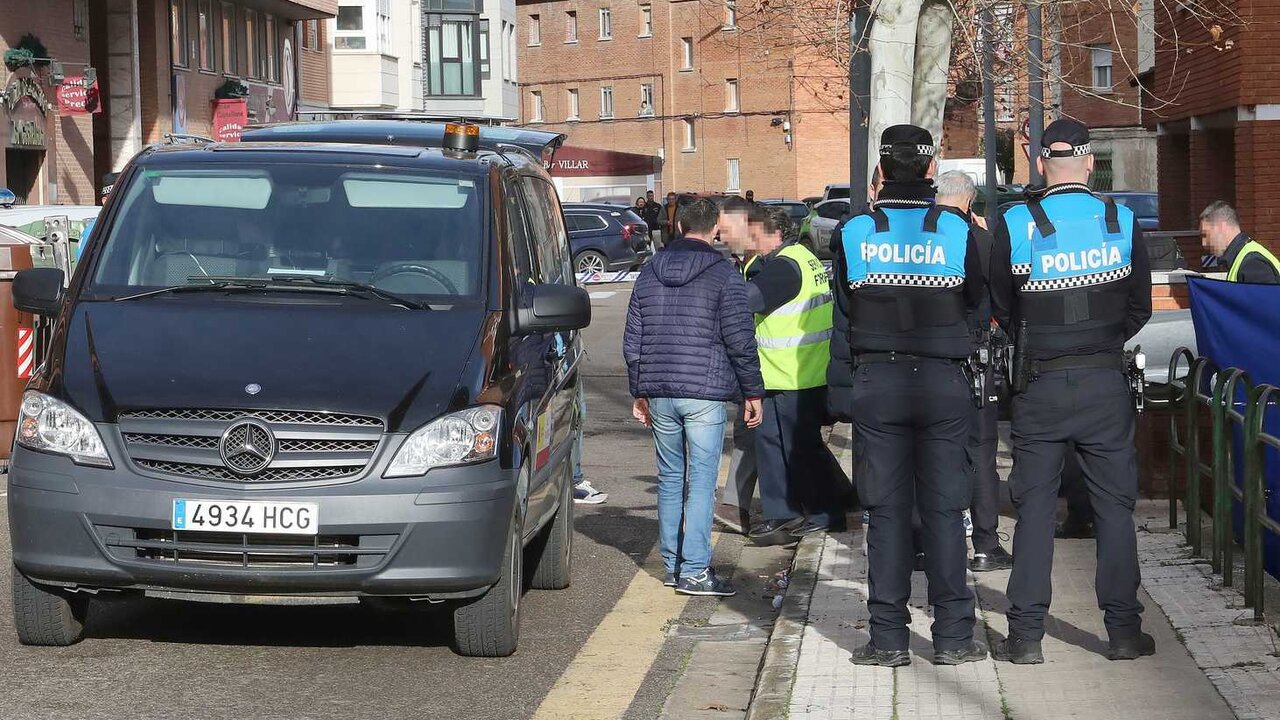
xmin=51 ymin=300 xmax=488 ymax=432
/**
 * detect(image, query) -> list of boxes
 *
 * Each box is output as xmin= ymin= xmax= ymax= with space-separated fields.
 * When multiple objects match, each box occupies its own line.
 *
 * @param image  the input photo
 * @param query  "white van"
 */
xmin=937 ymin=158 xmax=1006 ymax=187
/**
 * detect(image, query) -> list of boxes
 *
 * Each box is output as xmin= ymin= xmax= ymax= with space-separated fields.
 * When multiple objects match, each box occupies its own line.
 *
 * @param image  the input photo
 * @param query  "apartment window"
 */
xmin=502 ymin=22 xmax=512 ymax=80
xmin=600 ymin=86 xmax=614 ymax=118
xmin=639 ymin=82 xmax=654 ymax=116
xmin=264 ymin=14 xmax=278 ymax=82
xmin=377 ymin=0 xmax=391 ymax=52
xmin=682 ymin=118 xmax=695 ymax=150
xmin=565 ymin=11 xmax=577 ymax=42
xmin=245 ymin=9 xmax=260 ymax=75
xmin=73 ymin=0 xmax=89 ymax=40
xmin=1091 ymin=151 xmax=1115 ymax=192
xmin=171 ymin=0 xmax=189 ymax=68
xmin=725 ymin=78 xmax=739 ymax=112
xmin=1091 ymin=44 xmax=1113 ymax=91
xmin=335 ymin=3 xmax=366 ymax=49
xmin=598 ymin=8 xmax=612 ymax=40
xmin=681 ymin=37 xmax=693 ymax=70
xmin=724 ymin=0 xmax=736 ymax=29
xmin=426 ymin=10 xmax=482 ymax=97
xmin=726 ymin=159 xmax=740 ymax=192
xmin=639 ymin=5 xmax=652 ymax=37
xmin=302 ymin=19 xmax=319 ymax=50
xmin=221 ymin=3 xmax=237 ymax=73
xmin=507 ymin=23 xmax=517 ymax=80
xmin=197 ymin=0 xmax=214 ymax=70
xmin=528 ymin=14 xmax=540 ymax=45
xmin=566 ymin=88 xmax=580 ymax=120
xmin=479 ymin=20 xmax=491 ymax=79
xmin=530 ymin=90 xmax=544 ymax=122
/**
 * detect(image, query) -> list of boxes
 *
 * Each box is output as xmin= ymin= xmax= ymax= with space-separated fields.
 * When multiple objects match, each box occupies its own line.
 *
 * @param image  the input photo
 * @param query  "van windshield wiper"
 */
xmin=114 ymin=276 xmax=427 ymax=310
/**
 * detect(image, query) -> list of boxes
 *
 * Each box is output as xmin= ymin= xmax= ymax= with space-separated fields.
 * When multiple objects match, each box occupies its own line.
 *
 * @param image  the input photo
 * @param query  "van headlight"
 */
xmin=16 ymin=391 xmax=111 ymax=468
xmin=386 ymin=405 xmax=501 ymax=478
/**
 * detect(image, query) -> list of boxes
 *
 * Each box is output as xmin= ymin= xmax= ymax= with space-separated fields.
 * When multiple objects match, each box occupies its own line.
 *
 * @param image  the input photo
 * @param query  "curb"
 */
xmin=744 ymin=532 xmax=825 ymax=720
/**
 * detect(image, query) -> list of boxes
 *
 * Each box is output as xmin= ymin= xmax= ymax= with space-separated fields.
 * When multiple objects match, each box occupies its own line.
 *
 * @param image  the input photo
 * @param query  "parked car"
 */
xmin=804 ymin=198 xmax=852 ymax=260
xmin=759 ymin=199 xmax=812 ymax=225
xmin=801 ymin=196 xmax=822 ymax=209
xmin=821 ymin=184 xmax=851 ymax=202
xmin=562 ymin=203 xmax=652 ymax=274
xmin=7 ymin=120 xmax=591 ymax=658
xmin=1105 ymin=191 xmax=1159 ymax=232
xmin=971 ymin=185 xmax=1027 ymax=219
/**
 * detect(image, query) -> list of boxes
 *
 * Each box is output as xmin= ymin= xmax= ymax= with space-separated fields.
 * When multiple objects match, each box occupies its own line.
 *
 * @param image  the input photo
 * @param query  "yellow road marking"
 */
xmin=531 ymin=566 xmax=690 ymax=720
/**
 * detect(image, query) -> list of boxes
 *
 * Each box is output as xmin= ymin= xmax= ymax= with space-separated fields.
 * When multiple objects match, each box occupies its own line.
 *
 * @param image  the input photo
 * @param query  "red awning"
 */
xmin=546 ymin=146 xmax=661 ymax=177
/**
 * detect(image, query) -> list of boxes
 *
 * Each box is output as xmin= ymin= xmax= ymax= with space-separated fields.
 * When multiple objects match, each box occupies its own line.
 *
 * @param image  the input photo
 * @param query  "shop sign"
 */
xmin=9 ymin=119 xmax=45 ymax=147
xmin=211 ymin=99 xmax=248 ymax=142
xmin=56 ymin=76 xmax=102 ymax=115
xmin=2 ymin=75 xmax=50 ymax=115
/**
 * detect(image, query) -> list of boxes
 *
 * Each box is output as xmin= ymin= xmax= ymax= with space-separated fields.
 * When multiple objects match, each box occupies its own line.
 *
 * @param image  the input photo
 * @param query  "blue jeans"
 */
xmin=649 ymin=398 xmax=727 ymax=578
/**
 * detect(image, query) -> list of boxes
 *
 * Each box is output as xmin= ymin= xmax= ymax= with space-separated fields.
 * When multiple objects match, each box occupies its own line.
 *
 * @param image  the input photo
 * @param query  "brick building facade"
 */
xmin=1150 ymin=0 xmax=1280 ymax=251
xmin=1 ymin=1 xmax=96 ymax=205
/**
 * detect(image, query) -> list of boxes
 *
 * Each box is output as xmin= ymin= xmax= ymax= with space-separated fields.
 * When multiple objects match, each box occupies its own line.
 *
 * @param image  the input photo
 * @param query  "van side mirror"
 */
xmin=516 ymin=283 xmax=591 ymax=335
xmin=13 ymin=268 xmax=65 ymax=316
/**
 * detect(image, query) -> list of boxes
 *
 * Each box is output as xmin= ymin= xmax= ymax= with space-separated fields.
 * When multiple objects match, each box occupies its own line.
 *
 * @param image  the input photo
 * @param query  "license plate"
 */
xmin=172 ymin=499 xmax=319 ymax=535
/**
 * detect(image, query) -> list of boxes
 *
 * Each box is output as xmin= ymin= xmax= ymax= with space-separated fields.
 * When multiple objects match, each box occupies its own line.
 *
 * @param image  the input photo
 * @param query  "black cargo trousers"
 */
xmin=1006 ymin=366 xmax=1144 ymax=642
xmin=968 ymin=362 xmax=1001 ymax=554
xmin=851 ymin=355 xmax=976 ymax=652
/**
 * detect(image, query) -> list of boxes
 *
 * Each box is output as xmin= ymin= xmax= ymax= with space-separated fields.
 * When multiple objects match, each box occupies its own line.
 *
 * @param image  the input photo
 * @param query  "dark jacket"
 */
xmin=826 ymin=216 xmax=855 ymax=422
xmin=624 ymin=238 xmax=765 ymax=401
xmin=640 ymin=201 xmax=662 ymax=231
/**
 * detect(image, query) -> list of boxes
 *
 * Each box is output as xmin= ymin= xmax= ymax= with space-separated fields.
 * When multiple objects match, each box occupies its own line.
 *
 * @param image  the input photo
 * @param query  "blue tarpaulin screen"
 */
xmin=1187 ymin=276 xmax=1280 ymax=578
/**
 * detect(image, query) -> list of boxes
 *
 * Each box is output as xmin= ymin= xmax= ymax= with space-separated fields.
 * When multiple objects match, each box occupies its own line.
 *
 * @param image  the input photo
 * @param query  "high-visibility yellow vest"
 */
xmin=1227 ymin=240 xmax=1280 ymax=282
xmin=747 ymin=244 xmax=833 ymax=390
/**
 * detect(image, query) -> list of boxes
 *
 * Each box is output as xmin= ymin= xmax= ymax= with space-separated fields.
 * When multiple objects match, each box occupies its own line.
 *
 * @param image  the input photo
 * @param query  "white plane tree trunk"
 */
xmin=866 ymin=0 xmax=956 ymax=183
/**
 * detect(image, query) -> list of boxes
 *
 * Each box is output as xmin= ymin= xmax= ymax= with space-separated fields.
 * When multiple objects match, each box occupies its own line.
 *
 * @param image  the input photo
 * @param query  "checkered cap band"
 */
xmin=879 ymin=144 xmax=937 ymax=158
xmin=1041 ymin=142 xmax=1091 ymax=158
xmin=850 ymin=273 xmax=965 ymax=290
xmin=1022 ymin=265 xmax=1131 ymax=292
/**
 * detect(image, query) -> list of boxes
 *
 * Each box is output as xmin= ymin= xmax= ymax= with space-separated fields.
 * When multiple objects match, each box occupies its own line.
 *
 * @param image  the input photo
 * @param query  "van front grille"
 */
xmin=118 ymin=409 xmax=384 ymax=483
xmin=94 ymin=525 xmax=397 ymax=569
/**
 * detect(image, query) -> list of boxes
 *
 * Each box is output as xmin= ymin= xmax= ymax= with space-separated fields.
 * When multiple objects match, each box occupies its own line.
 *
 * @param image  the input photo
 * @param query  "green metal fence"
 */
xmin=1167 ymin=347 xmax=1280 ymax=621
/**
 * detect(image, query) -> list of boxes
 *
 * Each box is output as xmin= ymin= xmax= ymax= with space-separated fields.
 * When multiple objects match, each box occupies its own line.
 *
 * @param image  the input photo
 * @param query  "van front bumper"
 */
xmin=7 ymin=446 xmax=517 ymax=599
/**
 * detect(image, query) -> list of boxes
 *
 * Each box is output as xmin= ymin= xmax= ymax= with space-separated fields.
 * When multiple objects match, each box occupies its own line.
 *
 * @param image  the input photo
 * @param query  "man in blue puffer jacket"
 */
xmin=624 ymin=197 xmax=766 ymax=597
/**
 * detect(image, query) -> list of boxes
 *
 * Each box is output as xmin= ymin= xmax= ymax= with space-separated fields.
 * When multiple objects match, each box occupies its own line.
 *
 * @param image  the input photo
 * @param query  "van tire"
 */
xmin=529 ymin=467 xmax=573 ymax=590
xmin=452 ymin=515 xmax=522 ymax=657
xmin=12 ymin=566 xmax=88 ymax=646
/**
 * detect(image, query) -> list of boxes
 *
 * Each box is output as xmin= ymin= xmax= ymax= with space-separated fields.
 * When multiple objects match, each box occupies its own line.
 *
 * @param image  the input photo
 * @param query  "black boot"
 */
xmin=994 ymin=635 xmax=1044 ymax=664
xmin=970 ymin=546 xmax=1014 ymax=572
xmin=1105 ymin=632 xmax=1156 ymax=661
xmin=849 ymin=641 xmax=910 ymax=667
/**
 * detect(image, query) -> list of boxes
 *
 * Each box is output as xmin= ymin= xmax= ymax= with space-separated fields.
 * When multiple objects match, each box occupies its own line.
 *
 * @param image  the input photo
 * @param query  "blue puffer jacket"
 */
xmin=624 ymin=239 xmax=765 ymax=401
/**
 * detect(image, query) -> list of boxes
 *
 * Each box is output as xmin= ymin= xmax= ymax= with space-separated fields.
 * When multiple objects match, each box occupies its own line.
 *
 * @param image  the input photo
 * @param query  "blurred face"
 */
xmin=751 ymin=220 xmax=782 ymax=253
xmin=720 ymin=210 xmax=751 ymax=252
xmin=1200 ymin=219 xmax=1235 ymax=254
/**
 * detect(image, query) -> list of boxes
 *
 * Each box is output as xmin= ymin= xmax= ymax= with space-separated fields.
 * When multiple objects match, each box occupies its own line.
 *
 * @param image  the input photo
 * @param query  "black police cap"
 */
xmin=1040 ymin=118 xmax=1091 ymax=158
xmin=879 ymin=124 xmax=936 ymax=158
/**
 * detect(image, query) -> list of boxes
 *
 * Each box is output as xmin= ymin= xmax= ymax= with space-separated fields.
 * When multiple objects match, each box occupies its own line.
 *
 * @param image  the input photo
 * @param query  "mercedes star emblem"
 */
xmin=219 ymin=419 xmax=276 ymax=476
xmin=245 ymin=383 xmax=262 ymax=395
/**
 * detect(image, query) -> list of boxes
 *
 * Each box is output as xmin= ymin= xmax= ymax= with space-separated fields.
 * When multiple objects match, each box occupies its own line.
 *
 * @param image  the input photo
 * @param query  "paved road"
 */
xmin=0 ymin=287 xmax=767 ymax=720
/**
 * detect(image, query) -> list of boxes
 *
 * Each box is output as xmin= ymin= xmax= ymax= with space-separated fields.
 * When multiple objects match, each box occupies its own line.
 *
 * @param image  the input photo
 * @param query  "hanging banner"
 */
xmin=56 ymin=76 xmax=102 ymax=116
xmin=211 ymin=99 xmax=248 ymax=142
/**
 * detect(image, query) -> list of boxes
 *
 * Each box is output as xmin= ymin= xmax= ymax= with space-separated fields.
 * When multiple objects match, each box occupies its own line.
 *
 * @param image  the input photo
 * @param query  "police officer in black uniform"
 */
xmin=838 ymin=125 xmax=988 ymax=667
xmin=990 ymin=118 xmax=1154 ymax=663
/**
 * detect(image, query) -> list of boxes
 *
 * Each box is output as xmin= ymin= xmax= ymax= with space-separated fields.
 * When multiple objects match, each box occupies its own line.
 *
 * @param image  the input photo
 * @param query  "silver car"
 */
xmin=805 ymin=198 xmax=852 ymax=258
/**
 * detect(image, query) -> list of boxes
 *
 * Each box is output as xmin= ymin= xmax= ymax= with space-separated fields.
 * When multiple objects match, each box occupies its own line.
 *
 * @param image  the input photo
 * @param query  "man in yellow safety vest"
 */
xmin=732 ymin=204 xmax=850 ymax=545
xmin=1200 ymin=201 xmax=1280 ymax=283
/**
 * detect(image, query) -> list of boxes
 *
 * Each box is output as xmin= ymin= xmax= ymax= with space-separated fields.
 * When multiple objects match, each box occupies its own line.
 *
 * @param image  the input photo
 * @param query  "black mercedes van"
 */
xmin=7 ymin=122 xmax=589 ymax=657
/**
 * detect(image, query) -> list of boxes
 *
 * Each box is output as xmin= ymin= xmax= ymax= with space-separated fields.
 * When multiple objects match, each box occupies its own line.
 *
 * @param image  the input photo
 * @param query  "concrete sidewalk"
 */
xmin=778 ymin=510 xmax=1240 ymax=720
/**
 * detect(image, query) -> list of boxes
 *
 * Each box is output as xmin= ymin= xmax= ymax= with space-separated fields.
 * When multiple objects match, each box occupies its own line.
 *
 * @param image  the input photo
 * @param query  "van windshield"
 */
xmin=88 ymin=164 xmax=485 ymax=302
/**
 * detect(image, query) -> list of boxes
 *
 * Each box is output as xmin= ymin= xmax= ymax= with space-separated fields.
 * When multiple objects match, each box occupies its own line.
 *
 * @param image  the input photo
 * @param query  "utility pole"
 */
xmin=1027 ymin=0 xmax=1044 ymax=185
xmin=981 ymin=6 xmax=998 ymax=223
xmin=849 ymin=1 xmax=872 ymax=214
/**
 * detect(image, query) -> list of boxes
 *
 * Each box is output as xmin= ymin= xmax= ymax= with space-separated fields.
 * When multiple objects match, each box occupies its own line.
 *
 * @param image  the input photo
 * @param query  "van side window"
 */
xmin=520 ymin=177 xmax=571 ymax=284
xmin=503 ymin=175 xmax=537 ymax=285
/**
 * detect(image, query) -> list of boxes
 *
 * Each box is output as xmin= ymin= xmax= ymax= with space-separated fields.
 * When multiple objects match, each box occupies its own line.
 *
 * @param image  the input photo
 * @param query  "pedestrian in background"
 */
xmin=934 ymin=170 xmax=1012 ymax=572
xmin=624 ymin=198 xmax=765 ymax=597
xmin=643 ymin=190 xmax=663 ymax=248
xmin=1199 ymin=201 xmax=1280 ymax=283
xmin=662 ymin=191 xmax=679 ymax=247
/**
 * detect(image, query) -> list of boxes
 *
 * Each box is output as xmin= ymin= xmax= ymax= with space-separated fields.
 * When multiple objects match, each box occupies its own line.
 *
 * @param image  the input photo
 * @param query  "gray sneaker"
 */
xmin=663 ymin=572 xmax=677 ymax=587
xmin=675 ymin=568 xmax=736 ymax=597
xmin=849 ymin=642 xmax=910 ymax=667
